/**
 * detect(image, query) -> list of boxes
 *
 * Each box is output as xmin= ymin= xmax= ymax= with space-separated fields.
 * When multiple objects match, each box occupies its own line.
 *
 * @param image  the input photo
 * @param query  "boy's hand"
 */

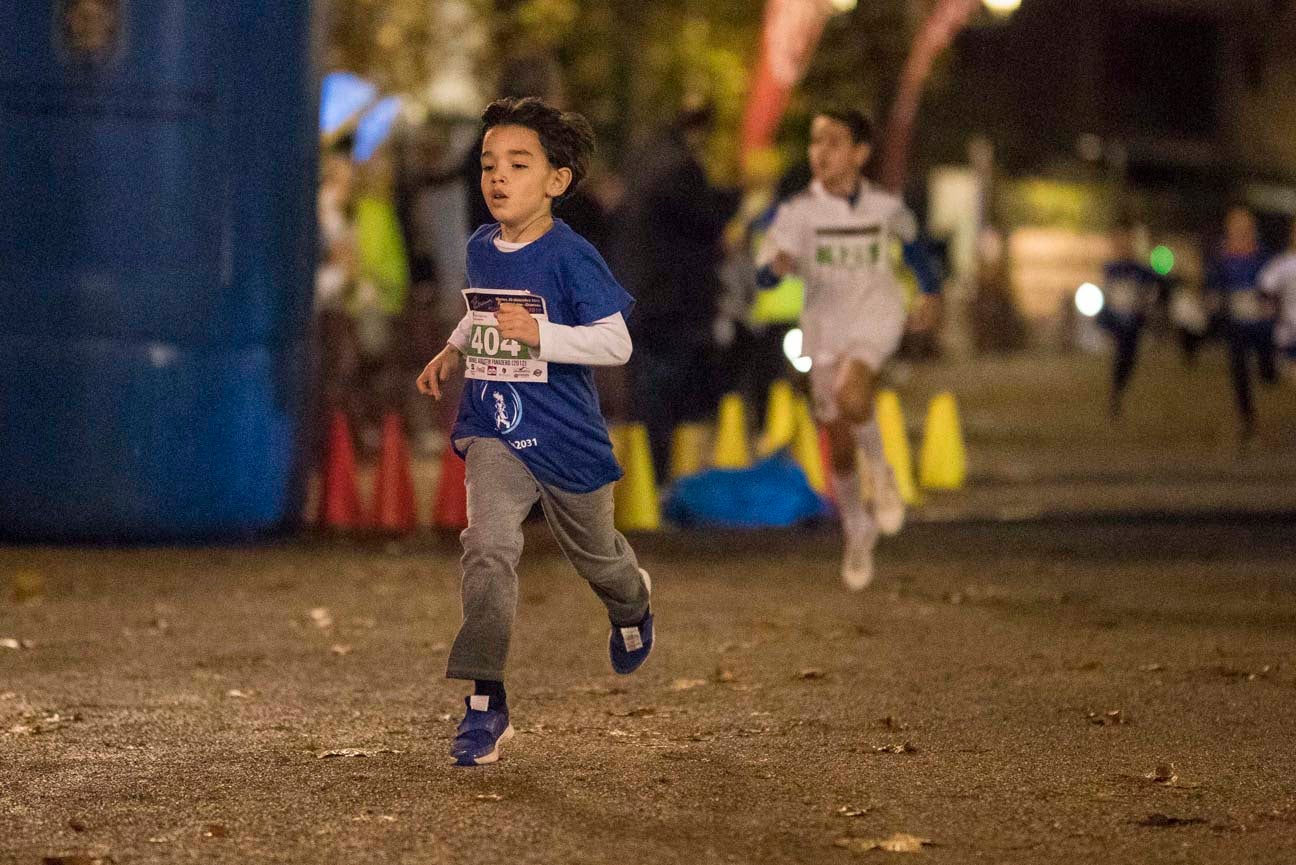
xmin=907 ymin=294 xmax=942 ymax=334
xmin=772 ymin=251 xmax=797 ymax=278
xmin=496 ymin=302 xmax=541 ymax=348
xmin=416 ymin=345 xmax=462 ymax=400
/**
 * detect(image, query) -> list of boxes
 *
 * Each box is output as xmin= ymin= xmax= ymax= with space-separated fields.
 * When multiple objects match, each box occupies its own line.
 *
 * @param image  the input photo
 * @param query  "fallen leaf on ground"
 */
xmin=1 ymin=637 xmax=34 ymax=650
xmin=331 ymin=644 xmax=353 ymax=655
xmin=872 ymin=742 xmax=919 ymax=754
xmin=1087 ymin=709 xmax=1130 ymax=726
xmin=10 ymin=711 xmax=81 ymax=736
xmin=607 ymin=706 xmax=655 ymax=717
xmin=834 ymin=833 xmax=933 ymax=853
xmin=569 ymin=684 xmax=626 ymax=696
xmin=316 ymin=747 xmax=403 ymax=758
xmin=1211 ymin=664 xmax=1274 ymax=681
xmin=225 ymin=690 xmax=252 ymax=699
xmin=309 ymin=608 xmax=334 ymax=629
xmin=670 ymin=678 xmax=707 ymax=691
xmin=1137 ymin=813 xmax=1206 ymax=828
xmin=798 ymin=668 xmax=825 ymax=680
xmin=1146 ymin=764 xmax=1178 ymax=785
xmin=836 ymin=806 xmax=872 ymax=817
xmin=1139 ymin=663 xmax=1165 ymax=672
xmin=475 ymin=793 xmax=503 ymax=801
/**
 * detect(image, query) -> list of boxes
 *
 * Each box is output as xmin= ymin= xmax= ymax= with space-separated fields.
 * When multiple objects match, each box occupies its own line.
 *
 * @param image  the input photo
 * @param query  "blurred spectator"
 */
xmin=1168 ymin=278 xmax=1211 ymax=367
xmin=609 ymin=102 xmax=742 ymax=482
xmin=1205 ymin=205 xmax=1278 ymax=442
xmin=1259 ymin=217 xmax=1296 ymax=381
xmin=719 ymin=162 xmax=811 ymax=422
xmin=969 ymin=227 xmax=1028 ymax=353
xmin=313 ymin=141 xmax=361 ymax=436
xmin=395 ymin=118 xmax=479 ymax=453
xmin=1094 ymin=220 xmax=1162 ymax=418
xmin=350 ymin=151 xmax=411 ymax=450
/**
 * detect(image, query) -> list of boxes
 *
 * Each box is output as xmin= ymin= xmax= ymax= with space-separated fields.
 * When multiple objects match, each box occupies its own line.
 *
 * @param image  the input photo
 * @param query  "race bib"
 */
xmin=1105 ymin=280 xmax=1141 ymax=315
xmin=461 ymin=289 xmax=550 ymax=383
xmin=1227 ymin=289 xmax=1265 ymax=323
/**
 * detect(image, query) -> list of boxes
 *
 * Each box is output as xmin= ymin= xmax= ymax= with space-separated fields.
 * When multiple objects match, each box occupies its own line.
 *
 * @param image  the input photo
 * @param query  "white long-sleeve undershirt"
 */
xmin=447 ymin=309 xmax=631 ymax=366
xmin=445 ymin=231 xmax=632 ymax=366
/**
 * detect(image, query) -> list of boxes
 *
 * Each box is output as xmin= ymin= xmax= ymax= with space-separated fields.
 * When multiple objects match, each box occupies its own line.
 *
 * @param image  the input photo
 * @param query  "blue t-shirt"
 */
xmin=452 ymin=219 xmax=634 ymax=493
xmin=1100 ymin=259 xmax=1160 ymax=324
xmin=1207 ymin=251 xmax=1267 ymax=294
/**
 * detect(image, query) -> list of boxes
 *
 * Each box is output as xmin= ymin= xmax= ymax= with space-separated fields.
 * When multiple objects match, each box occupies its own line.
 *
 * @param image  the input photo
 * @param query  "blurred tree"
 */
xmin=326 ymin=0 xmax=944 ymax=178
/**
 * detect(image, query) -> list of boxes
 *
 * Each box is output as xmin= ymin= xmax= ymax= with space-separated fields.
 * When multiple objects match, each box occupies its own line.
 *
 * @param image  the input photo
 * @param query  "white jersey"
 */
xmin=759 ymin=180 xmax=916 ymax=364
xmin=1260 ymin=251 xmax=1296 ymax=348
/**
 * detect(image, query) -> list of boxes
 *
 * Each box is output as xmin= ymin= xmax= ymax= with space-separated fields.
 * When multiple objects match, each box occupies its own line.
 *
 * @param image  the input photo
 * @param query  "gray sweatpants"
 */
xmin=446 ymin=436 xmax=650 ymax=681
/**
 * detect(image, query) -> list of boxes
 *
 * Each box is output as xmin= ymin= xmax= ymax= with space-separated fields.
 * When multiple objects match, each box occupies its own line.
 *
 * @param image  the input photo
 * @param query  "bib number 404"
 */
xmin=471 ymin=324 xmax=525 ymax=357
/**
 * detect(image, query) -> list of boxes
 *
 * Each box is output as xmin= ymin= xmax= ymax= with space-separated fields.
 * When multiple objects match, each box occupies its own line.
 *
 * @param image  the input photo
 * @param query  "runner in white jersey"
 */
xmin=757 ymin=109 xmax=940 ymax=591
xmin=1259 ymin=218 xmax=1296 ymax=378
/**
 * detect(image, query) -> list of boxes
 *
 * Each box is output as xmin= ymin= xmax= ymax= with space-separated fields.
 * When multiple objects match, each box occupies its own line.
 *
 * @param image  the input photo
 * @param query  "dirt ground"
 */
xmin=3 ymin=517 xmax=1296 ymax=865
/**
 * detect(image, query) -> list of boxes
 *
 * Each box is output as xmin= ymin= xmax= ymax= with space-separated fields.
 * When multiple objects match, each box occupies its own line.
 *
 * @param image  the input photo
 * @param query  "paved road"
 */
xmin=3 ymin=519 xmax=1295 ymax=864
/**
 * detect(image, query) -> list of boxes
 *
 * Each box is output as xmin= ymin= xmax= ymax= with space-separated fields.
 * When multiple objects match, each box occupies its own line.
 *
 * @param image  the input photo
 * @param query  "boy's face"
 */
xmin=808 ymin=116 xmax=869 ymax=194
xmin=1111 ymin=227 xmax=1134 ymax=259
xmin=480 ymin=124 xmax=571 ymax=230
xmin=1224 ymin=207 xmax=1257 ymax=253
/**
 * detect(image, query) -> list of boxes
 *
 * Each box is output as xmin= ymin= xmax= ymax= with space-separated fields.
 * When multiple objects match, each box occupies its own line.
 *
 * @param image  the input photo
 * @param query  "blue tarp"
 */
xmin=664 ymin=453 xmax=830 ymax=529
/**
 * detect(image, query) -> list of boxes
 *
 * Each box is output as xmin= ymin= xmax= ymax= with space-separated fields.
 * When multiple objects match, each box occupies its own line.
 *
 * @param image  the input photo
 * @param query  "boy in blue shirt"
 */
xmin=417 ymin=98 xmax=653 ymax=766
xmin=1206 ymin=205 xmax=1278 ymax=442
xmin=1095 ymin=220 xmax=1163 ymax=418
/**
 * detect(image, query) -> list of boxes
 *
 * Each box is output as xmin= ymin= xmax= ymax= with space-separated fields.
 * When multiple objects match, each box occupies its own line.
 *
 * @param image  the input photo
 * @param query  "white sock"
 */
xmin=853 ymin=420 xmax=890 ymax=484
xmin=832 ymin=467 xmax=869 ymax=534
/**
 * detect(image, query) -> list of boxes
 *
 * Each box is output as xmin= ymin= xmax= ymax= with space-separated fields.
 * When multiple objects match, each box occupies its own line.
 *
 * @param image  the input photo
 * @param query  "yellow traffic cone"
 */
xmin=611 ymin=423 xmax=661 ymax=530
xmin=712 ymin=392 xmax=751 ymax=469
xmin=918 ymin=391 xmax=967 ymax=490
xmin=791 ymin=395 xmax=827 ymax=494
xmin=757 ymin=379 xmax=796 ymax=456
xmin=874 ymin=389 xmax=921 ymax=505
xmin=670 ymin=422 xmax=708 ymax=480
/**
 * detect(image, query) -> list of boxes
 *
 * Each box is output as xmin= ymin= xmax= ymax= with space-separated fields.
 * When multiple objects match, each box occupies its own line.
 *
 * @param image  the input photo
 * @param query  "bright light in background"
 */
xmin=1150 ymin=245 xmax=1175 ymax=276
xmin=783 ymin=328 xmax=813 ymax=373
xmin=829 ymin=0 xmax=858 ymax=11
xmin=1075 ymin=283 xmax=1104 ymax=318
xmin=982 ymin=0 xmax=1022 ymax=15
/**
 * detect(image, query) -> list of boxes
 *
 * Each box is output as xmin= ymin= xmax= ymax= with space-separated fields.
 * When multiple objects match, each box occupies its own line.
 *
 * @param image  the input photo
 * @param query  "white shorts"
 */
xmin=807 ymin=326 xmax=904 ymax=424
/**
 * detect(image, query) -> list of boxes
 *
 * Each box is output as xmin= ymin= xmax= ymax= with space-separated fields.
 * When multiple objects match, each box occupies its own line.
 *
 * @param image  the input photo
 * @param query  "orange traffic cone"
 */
xmin=370 ymin=412 xmax=418 ymax=533
xmin=432 ymin=443 xmax=468 ymax=530
xmin=318 ymin=409 xmax=361 ymax=530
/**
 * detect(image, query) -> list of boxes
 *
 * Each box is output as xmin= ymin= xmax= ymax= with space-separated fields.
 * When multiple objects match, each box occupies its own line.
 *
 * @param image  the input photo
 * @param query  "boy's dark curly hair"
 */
xmin=481 ymin=97 xmax=595 ymax=201
xmin=815 ymin=108 xmax=873 ymax=145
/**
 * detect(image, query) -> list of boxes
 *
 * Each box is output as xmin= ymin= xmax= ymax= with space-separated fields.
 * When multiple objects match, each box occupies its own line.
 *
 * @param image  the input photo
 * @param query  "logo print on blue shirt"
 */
xmin=478 ymin=382 xmax=524 ymax=435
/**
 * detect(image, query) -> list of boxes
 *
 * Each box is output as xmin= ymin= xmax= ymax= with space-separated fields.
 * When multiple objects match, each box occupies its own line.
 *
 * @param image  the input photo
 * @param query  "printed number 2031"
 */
xmin=510 ymin=438 xmax=538 ymax=450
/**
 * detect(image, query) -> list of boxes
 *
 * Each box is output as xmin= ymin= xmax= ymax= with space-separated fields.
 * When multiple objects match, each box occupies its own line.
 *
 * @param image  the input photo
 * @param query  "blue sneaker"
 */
xmin=609 ymin=610 xmax=654 ymax=675
xmin=450 ymin=695 xmax=514 ymax=766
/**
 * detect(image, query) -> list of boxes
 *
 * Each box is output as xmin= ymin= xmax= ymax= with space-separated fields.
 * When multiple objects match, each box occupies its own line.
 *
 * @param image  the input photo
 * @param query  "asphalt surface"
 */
xmin=3 ymin=518 xmax=1296 ymax=865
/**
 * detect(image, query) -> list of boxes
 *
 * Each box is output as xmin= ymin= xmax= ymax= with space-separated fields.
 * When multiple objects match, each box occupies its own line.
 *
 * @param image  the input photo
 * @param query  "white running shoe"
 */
xmin=841 ymin=516 xmax=880 ymax=591
xmin=873 ymin=466 xmax=906 ymax=537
